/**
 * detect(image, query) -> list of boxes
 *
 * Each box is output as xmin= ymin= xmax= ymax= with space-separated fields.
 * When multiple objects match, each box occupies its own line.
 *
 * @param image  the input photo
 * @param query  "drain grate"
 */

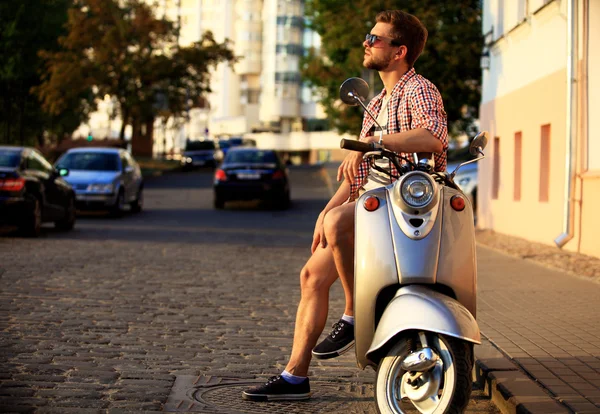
xmin=163 ymin=375 xmax=376 ymax=413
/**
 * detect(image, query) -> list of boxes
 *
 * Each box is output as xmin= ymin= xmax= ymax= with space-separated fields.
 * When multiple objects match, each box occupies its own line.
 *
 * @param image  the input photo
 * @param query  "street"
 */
xmin=0 ymin=167 xmax=498 ymax=413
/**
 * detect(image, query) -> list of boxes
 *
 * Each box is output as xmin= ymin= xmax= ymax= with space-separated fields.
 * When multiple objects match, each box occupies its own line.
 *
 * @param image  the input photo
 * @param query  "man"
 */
xmin=242 ymin=10 xmax=447 ymax=401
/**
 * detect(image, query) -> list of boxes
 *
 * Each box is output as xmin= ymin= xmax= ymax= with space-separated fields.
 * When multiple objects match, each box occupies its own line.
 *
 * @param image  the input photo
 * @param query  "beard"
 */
xmin=363 ymin=51 xmax=394 ymax=71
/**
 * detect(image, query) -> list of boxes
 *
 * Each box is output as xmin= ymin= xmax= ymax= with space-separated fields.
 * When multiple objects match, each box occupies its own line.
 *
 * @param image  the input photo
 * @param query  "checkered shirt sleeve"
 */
xmin=409 ymin=81 xmax=448 ymax=171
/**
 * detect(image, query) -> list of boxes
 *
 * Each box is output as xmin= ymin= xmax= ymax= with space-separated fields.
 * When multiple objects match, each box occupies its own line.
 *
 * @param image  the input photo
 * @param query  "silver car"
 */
xmin=55 ymin=147 xmax=143 ymax=216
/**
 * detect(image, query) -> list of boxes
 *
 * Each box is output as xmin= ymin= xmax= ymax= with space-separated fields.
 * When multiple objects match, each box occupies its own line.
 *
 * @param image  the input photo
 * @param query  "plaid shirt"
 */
xmin=349 ymin=68 xmax=448 ymax=200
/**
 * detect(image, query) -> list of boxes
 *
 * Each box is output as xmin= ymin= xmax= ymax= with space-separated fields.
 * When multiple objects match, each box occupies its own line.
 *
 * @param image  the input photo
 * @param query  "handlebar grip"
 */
xmin=340 ymin=139 xmax=374 ymax=152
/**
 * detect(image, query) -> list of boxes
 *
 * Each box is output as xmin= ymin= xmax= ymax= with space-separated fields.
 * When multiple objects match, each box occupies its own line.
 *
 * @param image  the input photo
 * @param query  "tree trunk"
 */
xmin=130 ymin=115 xmax=154 ymax=157
xmin=119 ymin=107 xmax=130 ymax=141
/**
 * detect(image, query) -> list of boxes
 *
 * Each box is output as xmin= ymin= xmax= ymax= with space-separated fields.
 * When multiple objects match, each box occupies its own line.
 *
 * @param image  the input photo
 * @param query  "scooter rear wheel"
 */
xmin=374 ymin=334 xmax=473 ymax=414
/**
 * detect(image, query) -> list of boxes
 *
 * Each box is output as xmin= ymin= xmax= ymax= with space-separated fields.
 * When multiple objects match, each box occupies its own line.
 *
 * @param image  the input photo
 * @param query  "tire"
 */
xmin=276 ymin=191 xmax=291 ymax=210
xmin=55 ymin=196 xmax=76 ymax=231
xmin=214 ymin=195 xmax=225 ymax=209
xmin=110 ymin=190 xmax=125 ymax=217
xmin=130 ymin=186 xmax=143 ymax=213
xmin=20 ymin=197 xmax=42 ymax=237
xmin=374 ymin=334 xmax=473 ymax=414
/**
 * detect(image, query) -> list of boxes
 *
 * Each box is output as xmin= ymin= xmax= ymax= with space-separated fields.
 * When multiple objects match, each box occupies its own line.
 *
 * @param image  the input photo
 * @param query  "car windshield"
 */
xmin=185 ymin=141 xmax=215 ymax=151
xmin=58 ymin=152 xmax=120 ymax=171
xmin=0 ymin=150 xmax=21 ymax=168
xmin=225 ymin=150 xmax=278 ymax=164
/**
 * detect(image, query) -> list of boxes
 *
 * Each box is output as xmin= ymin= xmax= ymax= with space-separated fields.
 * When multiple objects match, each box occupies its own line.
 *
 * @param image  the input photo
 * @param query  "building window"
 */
xmin=514 ymin=132 xmax=522 ymax=201
xmin=539 ymin=124 xmax=551 ymax=202
xmin=492 ymin=137 xmax=500 ymax=200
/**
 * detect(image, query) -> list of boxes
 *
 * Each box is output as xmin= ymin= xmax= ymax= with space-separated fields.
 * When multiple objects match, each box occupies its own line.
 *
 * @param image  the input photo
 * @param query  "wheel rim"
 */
xmin=385 ymin=335 xmax=456 ymax=414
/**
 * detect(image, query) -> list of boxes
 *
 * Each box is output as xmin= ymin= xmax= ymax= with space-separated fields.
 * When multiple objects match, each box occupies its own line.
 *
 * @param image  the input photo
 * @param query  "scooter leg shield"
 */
xmin=366 ymin=285 xmax=480 ymax=364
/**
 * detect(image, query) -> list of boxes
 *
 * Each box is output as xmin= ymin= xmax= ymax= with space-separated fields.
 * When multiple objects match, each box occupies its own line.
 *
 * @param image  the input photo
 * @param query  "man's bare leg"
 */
xmin=284 ymin=244 xmax=339 ymax=376
xmin=323 ymin=201 xmax=356 ymax=316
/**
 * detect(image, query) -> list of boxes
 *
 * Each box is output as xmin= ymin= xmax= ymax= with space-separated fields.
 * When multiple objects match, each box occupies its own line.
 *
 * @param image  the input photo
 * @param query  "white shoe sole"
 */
xmin=242 ymin=391 xmax=311 ymax=401
xmin=312 ymin=340 xmax=355 ymax=359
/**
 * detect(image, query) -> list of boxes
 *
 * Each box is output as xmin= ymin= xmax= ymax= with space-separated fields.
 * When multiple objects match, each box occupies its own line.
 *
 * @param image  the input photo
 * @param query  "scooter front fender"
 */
xmin=366 ymin=285 xmax=480 ymax=364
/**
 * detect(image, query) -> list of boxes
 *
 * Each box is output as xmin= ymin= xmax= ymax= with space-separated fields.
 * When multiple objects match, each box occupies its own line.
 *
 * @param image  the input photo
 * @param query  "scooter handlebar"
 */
xmin=340 ymin=139 xmax=375 ymax=152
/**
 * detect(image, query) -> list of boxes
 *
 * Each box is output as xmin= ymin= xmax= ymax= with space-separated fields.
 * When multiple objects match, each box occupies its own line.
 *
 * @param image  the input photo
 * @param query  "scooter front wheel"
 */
xmin=374 ymin=334 xmax=473 ymax=414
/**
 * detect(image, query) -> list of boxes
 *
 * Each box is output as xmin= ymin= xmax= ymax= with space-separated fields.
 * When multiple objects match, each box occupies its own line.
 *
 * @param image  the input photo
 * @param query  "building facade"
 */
xmin=73 ymin=0 xmax=350 ymax=161
xmin=479 ymin=0 xmax=600 ymax=258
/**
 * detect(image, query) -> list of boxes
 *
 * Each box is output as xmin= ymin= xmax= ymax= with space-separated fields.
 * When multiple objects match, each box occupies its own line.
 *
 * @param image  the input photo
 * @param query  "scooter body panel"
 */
xmin=354 ymin=180 xmax=479 ymax=369
xmin=366 ymin=286 xmax=480 ymax=365
xmin=354 ymin=185 xmax=400 ymax=369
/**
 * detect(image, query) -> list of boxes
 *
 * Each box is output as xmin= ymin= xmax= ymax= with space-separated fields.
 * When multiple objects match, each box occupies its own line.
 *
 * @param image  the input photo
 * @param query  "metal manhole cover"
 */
xmin=164 ymin=375 xmax=376 ymax=413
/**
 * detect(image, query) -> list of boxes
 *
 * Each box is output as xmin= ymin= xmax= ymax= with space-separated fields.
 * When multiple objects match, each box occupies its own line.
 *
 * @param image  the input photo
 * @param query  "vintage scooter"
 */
xmin=339 ymin=77 xmax=488 ymax=413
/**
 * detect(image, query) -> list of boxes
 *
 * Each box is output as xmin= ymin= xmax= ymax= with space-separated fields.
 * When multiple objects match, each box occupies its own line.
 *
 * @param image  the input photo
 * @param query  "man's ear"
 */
xmin=396 ymin=45 xmax=408 ymax=60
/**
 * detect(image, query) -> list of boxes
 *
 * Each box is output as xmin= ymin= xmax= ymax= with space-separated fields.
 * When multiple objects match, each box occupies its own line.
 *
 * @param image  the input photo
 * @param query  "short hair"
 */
xmin=376 ymin=10 xmax=428 ymax=67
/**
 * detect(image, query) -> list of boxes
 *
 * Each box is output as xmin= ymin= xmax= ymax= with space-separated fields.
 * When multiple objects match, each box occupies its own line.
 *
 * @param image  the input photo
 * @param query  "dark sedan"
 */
xmin=213 ymin=148 xmax=291 ymax=209
xmin=0 ymin=146 xmax=76 ymax=236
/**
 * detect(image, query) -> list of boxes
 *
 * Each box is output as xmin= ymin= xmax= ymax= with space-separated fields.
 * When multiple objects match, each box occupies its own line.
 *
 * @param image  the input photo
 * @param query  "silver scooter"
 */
xmin=339 ymin=77 xmax=488 ymax=413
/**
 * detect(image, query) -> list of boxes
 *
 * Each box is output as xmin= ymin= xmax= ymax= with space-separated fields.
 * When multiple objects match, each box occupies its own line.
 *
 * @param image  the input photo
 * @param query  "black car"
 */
xmin=180 ymin=140 xmax=222 ymax=170
xmin=0 ymin=146 xmax=76 ymax=236
xmin=213 ymin=148 xmax=291 ymax=209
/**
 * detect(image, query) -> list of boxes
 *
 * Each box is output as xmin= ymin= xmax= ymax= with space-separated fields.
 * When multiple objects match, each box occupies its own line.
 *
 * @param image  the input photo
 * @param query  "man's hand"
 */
xmin=311 ymin=212 xmax=327 ymax=254
xmin=337 ymin=151 xmax=364 ymax=183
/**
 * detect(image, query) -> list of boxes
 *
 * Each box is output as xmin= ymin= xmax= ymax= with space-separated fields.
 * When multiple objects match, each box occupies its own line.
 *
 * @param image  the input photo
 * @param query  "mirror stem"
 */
xmin=353 ymin=96 xmax=384 ymax=133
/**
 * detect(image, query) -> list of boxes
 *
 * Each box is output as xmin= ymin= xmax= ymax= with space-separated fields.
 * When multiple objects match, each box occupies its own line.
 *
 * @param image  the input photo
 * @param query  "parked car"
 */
xmin=213 ymin=147 xmax=291 ymax=209
xmin=181 ymin=139 xmax=222 ymax=170
xmin=0 ymin=146 xmax=76 ymax=236
xmin=447 ymin=145 xmax=478 ymax=211
xmin=54 ymin=147 xmax=143 ymax=216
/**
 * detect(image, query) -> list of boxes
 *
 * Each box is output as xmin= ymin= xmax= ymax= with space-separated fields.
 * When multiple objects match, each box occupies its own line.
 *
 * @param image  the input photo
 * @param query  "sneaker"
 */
xmin=312 ymin=319 xmax=355 ymax=359
xmin=242 ymin=375 xmax=311 ymax=402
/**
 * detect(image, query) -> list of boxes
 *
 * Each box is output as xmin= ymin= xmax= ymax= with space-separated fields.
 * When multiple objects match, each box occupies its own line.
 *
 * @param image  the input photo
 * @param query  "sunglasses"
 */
xmin=365 ymin=33 xmax=401 ymax=47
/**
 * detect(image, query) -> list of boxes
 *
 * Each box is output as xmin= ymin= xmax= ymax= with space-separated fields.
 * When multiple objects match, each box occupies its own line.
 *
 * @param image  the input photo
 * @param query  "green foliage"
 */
xmin=35 ymin=0 xmax=236 ymax=147
xmin=0 ymin=0 xmax=80 ymax=145
xmin=302 ymin=0 xmax=483 ymax=138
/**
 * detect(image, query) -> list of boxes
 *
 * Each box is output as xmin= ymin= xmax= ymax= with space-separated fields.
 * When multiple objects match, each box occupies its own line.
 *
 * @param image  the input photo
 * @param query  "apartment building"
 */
xmin=479 ymin=0 xmax=600 ymax=258
xmin=74 ymin=0 xmax=347 ymax=160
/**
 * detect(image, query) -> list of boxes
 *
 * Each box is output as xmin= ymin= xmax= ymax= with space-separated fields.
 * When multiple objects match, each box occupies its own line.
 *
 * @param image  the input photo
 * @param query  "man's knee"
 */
xmin=299 ymin=265 xmax=329 ymax=293
xmin=323 ymin=206 xmax=352 ymax=247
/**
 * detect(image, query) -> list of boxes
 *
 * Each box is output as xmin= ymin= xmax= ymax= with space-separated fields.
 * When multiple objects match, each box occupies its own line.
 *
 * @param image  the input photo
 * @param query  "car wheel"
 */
xmin=110 ymin=190 xmax=125 ymax=217
xmin=275 ymin=191 xmax=291 ymax=210
xmin=20 ymin=197 xmax=42 ymax=237
xmin=214 ymin=195 xmax=225 ymax=209
xmin=55 ymin=196 xmax=76 ymax=231
xmin=130 ymin=186 xmax=143 ymax=213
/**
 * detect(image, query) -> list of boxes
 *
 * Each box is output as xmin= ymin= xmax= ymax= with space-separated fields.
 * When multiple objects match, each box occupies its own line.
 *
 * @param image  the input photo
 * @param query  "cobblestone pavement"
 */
xmin=477 ymin=246 xmax=600 ymax=412
xmin=0 ymin=168 xmax=498 ymax=413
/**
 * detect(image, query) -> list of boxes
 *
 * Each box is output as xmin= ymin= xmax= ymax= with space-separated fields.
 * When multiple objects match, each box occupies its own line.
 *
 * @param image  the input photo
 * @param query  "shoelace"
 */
xmin=329 ymin=321 xmax=345 ymax=339
xmin=265 ymin=375 xmax=281 ymax=385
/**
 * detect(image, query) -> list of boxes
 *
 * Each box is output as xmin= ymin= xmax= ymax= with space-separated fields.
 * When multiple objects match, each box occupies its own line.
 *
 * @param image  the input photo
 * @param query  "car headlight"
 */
xmin=87 ymin=183 xmax=114 ymax=193
xmin=400 ymin=173 xmax=434 ymax=208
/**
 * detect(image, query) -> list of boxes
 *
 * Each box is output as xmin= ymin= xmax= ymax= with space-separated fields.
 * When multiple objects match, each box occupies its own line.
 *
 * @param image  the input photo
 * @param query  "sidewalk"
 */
xmin=476 ymin=245 xmax=600 ymax=413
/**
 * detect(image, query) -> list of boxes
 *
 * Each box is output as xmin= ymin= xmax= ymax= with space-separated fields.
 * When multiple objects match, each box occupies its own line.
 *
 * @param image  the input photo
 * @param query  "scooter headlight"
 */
xmin=400 ymin=173 xmax=434 ymax=208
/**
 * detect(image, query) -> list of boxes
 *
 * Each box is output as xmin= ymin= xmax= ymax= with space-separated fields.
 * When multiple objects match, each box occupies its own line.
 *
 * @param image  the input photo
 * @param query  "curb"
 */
xmin=474 ymin=336 xmax=572 ymax=414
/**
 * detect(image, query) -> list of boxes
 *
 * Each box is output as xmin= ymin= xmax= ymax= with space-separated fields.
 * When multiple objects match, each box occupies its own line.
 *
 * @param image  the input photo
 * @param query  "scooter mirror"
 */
xmin=469 ymin=131 xmax=489 ymax=156
xmin=339 ymin=77 xmax=370 ymax=106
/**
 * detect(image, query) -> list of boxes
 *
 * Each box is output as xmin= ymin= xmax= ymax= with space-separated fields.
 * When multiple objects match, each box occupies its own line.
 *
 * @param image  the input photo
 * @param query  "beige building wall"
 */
xmin=480 ymin=0 xmax=600 ymax=258
xmin=479 ymin=69 xmax=567 ymax=243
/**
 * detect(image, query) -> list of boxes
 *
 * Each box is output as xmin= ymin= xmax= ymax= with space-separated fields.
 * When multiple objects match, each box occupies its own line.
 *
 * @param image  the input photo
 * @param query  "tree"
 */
xmin=302 ymin=0 xmax=483 ymax=139
xmin=36 ymin=0 xmax=236 ymax=156
xmin=0 ymin=0 xmax=83 ymax=146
